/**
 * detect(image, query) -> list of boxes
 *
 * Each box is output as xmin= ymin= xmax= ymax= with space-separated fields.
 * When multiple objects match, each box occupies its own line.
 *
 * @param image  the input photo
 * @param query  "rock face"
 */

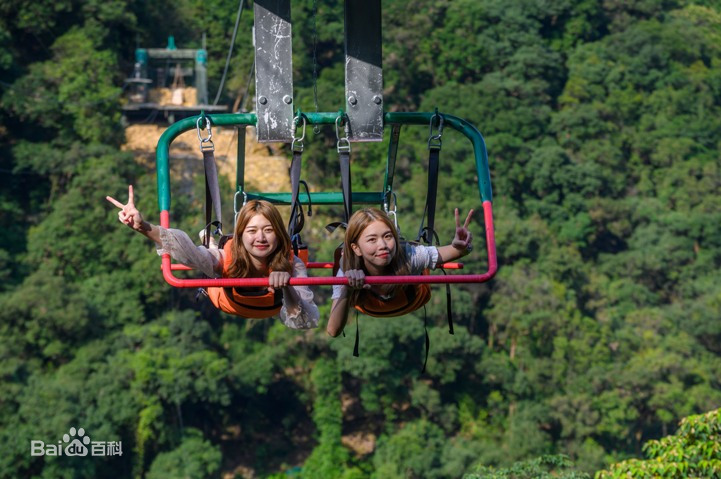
xmin=122 ymin=124 xmax=291 ymax=193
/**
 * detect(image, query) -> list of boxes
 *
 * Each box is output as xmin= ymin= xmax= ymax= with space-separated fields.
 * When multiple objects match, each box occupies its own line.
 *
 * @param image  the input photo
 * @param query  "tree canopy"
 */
xmin=1 ymin=0 xmax=720 ymax=478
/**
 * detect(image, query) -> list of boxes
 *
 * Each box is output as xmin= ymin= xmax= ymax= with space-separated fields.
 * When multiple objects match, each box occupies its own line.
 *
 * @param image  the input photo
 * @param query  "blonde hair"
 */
xmin=226 ymin=200 xmax=292 ymax=278
xmin=342 ymin=208 xmax=410 ymax=306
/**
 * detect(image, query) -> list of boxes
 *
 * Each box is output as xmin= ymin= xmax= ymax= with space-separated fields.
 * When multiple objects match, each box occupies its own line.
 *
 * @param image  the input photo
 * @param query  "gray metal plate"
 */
xmin=345 ymin=0 xmax=383 ymax=142
xmin=254 ymin=0 xmax=294 ymax=143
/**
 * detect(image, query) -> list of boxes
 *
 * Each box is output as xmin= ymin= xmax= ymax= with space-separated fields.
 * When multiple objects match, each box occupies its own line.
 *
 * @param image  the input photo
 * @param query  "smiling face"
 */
xmin=350 ymin=219 xmax=397 ymax=274
xmin=241 ymin=214 xmax=278 ymax=266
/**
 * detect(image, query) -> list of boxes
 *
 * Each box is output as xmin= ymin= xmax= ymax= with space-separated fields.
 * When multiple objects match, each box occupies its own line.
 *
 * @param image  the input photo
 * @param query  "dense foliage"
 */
xmin=596 ymin=409 xmax=721 ymax=478
xmin=1 ymin=0 xmax=720 ymax=478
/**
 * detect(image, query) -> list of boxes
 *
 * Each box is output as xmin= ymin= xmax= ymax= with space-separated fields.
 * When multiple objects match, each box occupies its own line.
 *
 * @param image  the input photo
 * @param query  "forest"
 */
xmin=1 ymin=0 xmax=721 ymax=478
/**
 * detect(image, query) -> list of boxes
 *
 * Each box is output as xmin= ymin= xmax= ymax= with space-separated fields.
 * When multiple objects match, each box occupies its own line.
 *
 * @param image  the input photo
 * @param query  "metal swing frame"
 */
xmin=155 ymin=111 xmax=497 ymax=288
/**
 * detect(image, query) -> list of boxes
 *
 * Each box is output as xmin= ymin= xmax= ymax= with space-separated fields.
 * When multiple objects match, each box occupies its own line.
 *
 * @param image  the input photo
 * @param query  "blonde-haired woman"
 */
xmin=327 ymin=207 xmax=474 ymax=337
xmin=107 ymin=186 xmax=319 ymax=329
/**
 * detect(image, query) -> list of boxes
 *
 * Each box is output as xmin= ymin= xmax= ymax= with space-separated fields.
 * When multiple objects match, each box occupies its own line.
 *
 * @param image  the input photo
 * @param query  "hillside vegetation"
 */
xmin=1 ymin=1 xmax=720 ymax=478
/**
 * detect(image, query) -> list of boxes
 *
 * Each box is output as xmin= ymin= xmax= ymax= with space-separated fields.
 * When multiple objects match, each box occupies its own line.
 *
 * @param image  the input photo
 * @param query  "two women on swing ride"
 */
xmin=106 ymin=187 xmax=474 ymax=335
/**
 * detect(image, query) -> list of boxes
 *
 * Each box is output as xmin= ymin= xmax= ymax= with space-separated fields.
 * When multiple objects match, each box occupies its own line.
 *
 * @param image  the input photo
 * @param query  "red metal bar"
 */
xmin=158 ymin=201 xmax=498 ymax=288
xmin=302 ymin=261 xmax=464 ymax=269
xmin=166 ymin=261 xmax=464 ymax=270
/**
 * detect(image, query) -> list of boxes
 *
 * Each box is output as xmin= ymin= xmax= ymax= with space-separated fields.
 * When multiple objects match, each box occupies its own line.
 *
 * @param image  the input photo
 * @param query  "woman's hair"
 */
xmin=226 ymin=200 xmax=292 ymax=278
xmin=342 ymin=208 xmax=410 ymax=306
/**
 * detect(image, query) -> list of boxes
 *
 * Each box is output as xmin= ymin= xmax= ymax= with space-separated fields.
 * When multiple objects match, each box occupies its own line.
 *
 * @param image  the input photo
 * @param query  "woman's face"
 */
xmin=241 ymin=214 xmax=278 ymax=264
xmin=350 ymin=219 xmax=396 ymax=272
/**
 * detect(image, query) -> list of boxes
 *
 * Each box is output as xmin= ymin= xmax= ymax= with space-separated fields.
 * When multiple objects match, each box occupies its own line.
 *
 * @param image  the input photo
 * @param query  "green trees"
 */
xmin=596 ymin=409 xmax=721 ymax=478
xmin=465 ymin=455 xmax=590 ymax=479
xmin=300 ymin=359 xmax=354 ymax=478
xmin=1 ymin=0 xmax=721 ymax=478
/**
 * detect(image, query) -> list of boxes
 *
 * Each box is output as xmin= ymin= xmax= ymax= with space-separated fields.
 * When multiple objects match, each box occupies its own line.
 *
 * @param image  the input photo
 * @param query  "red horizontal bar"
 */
xmin=166 ymin=261 xmax=464 ymax=270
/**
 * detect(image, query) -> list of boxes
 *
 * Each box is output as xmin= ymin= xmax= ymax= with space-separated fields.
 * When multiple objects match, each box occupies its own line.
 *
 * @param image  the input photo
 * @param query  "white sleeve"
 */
xmin=279 ymin=257 xmax=320 ymax=330
xmin=405 ymin=243 xmax=439 ymax=273
xmin=331 ymin=267 xmax=348 ymax=300
xmin=155 ymin=227 xmax=221 ymax=278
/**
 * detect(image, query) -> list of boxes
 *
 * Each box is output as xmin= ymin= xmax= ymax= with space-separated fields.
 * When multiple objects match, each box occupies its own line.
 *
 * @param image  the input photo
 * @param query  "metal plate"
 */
xmin=344 ymin=0 xmax=383 ymax=142
xmin=254 ymin=0 xmax=294 ymax=142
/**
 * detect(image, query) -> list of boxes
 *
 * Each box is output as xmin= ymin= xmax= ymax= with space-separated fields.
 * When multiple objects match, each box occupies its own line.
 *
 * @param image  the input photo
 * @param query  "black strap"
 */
xmin=339 ymin=149 xmax=352 ymax=223
xmin=442 ymin=269 xmax=454 ymax=335
xmin=287 ymin=149 xmax=303 ymax=237
xmin=300 ymin=180 xmax=312 ymax=217
xmin=421 ymin=305 xmax=430 ymax=374
xmin=417 ymin=146 xmax=440 ymax=244
xmin=353 ymin=310 xmax=360 ymax=357
xmin=236 ymin=125 xmax=247 ymax=192
xmin=290 ymin=181 xmax=313 ymax=258
xmin=384 ymin=124 xmax=401 ymax=202
xmin=203 ymin=148 xmax=223 ymax=247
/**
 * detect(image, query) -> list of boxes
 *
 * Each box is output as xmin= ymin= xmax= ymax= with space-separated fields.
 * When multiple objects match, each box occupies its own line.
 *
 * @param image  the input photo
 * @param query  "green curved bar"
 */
xmin=155 ymin=111 xmax=492 ymax=212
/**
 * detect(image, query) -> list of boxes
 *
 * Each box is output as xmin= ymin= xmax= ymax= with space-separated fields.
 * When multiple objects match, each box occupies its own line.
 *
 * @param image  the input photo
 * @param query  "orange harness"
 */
xmin=354 ymin=279 xmax=431 ymax=317
xmin=206 ymin=240 xmax=286 ymax=318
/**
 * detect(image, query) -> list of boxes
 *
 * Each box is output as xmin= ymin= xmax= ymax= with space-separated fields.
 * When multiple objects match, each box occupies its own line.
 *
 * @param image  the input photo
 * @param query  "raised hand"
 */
xmin=106 ymin=185 xmax=145 ymax=232
xmin=452 ymin=208 xmax=474 ymax=252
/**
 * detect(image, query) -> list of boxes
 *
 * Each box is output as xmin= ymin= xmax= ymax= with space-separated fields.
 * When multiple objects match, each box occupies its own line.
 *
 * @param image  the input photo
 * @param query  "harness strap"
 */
xmin=288 ymin=149 xmax=303 ymax=237
xmin=441 ymin=269 xmax=454 ymax=335
xmin=287 ymin=148 xmax=307 ymax=259
xmin=384 ymin=124 xmax=401 ymax=205
xmin=353 ymin=310 xmax=360 ymax=357
xmin=203 ymin=148 xmax=223 ymax=247
xmin=339 ymin=148 xmax=352 ymax=223
xmin=417 ymin=146 xmax=440 ymax=244
xmin=421 ymin=305 xmax=430 ymax=374
xmin=291 ymin=181 xmax=313 ymax=259
xmin=236 ymin=125 xmax=247 ymax=194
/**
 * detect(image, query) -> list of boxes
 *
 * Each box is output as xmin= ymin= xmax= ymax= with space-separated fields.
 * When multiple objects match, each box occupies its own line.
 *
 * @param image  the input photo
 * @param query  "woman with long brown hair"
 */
xmin=326 ymin=207 xmax=474 ymax=337
xmin=107 ymin=185 xmax=319 ymax=329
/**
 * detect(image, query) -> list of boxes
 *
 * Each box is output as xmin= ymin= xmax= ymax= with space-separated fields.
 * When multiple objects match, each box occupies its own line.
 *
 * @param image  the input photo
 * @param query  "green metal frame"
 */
xmin=155 ymin=111 xmax=492 ymax=213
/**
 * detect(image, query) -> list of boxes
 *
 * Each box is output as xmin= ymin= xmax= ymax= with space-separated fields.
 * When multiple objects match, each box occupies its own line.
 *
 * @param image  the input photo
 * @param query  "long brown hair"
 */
xmin=342 ymin=208 xmax=410 ymax=306
xmin=226 ymin=200 xmax=292 ymax=278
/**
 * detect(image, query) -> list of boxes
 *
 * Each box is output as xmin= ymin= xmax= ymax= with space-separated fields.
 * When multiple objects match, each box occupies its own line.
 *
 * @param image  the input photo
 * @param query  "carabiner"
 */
xmin=383 ymin=192 xmax=400 ymax=231
xmin=196 ymin=116 xmax=214 ymax=151
xmin=428 ymin=112 xmax=444 ymax=150
xmin=335 ymin=115 xmax=351 ymax=153
xmin=291 ymin=115 xmax=307 ymax=153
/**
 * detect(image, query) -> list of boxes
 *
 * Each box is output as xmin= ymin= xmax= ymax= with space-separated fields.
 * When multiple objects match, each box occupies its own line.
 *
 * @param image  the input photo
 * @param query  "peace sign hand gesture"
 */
xmin=451 ymin=208 xmax=474 ymax=253
xmin=106 ymin=185 xmax=146 ymax=232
